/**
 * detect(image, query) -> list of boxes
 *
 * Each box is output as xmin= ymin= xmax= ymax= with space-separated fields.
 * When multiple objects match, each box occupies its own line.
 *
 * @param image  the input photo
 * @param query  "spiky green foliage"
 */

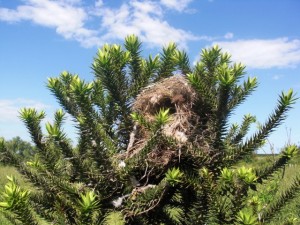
xmin=0 ymin=35 xmax=299 ymax=224
xmin=0 ymin=176 xmax=36 ymax=225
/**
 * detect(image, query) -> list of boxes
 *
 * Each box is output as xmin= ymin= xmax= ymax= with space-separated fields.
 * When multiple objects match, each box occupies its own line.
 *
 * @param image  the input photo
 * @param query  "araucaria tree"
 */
xmin=0 ymin=35 xmax=299 ymax=225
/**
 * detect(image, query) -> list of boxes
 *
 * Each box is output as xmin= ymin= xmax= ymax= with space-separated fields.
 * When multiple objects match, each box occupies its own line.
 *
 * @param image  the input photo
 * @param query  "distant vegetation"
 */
xmin=0 ymin=35 xmax=299 ymax=224
xmin=0 ymin=136 xmax=36 ymax=163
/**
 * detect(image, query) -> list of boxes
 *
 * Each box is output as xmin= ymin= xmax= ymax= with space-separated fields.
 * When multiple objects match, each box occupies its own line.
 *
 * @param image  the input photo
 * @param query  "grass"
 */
xmin=268 ymin=156 xmax=300 ymax=224
xmin=0 ymin=165 xmax=20 ymax=188
xmin=240 ymin=154 xmax=300 ymax=224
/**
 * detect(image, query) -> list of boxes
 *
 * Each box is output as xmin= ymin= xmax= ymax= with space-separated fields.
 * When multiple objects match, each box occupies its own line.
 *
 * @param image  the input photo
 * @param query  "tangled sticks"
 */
xmin=125 ymin=75 xmax=209 ymax=166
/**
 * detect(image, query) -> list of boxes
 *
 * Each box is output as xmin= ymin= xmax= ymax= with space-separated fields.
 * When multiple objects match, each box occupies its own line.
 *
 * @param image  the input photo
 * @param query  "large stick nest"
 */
xmin=125 ymin=75 xmax=206 ymax=166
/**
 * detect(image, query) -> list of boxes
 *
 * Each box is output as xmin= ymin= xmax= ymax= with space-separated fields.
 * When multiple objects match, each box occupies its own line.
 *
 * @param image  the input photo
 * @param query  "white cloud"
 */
xmin=0 ymin=0 xmax=100 ymax=47
xmin=95 ymin=0 xmax=103 ymax=8
xmin=59 ymin=0 xmax=81 ymax=5
xmin=0 ymin=0 xmax=199 ymax=48
xmin=0 ymin=99 xmax=50 ymax=122
xmin=160 ymin=0 xmax=193 ymax=12
xmin=214 ymin=38 xmax=300 ymax=69
xmin=97 ymin=0 xmax=198 ymax=48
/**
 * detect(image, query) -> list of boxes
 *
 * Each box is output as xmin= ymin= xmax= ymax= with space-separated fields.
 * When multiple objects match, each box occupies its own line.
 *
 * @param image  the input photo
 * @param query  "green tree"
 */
xmin=5 ymin=136 xmax=36 ymax=160
xmin=0 ymin=35 xmax=299 ymax=224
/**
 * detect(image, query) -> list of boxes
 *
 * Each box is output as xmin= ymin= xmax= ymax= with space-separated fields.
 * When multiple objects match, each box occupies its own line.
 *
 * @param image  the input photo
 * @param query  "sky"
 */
xmin=0 ymin=0 xmax=300 ymax=153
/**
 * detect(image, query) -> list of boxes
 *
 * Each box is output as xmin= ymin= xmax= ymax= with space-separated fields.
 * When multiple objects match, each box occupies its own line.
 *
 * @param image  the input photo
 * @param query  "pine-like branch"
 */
xmin=0 ymin=176 xmax=37 ymax=225
xmin=124 ymin=35 xmax=143 ymax=85
xmin=227 ymin=77 xmax=258 ymax=112
xmin=229 ymin=114 xmax=256 ymax=145
xmin=174 ymin=49 xmax=191 ymax=75
xmin=19 ymin=108 xmax=45 ymax=150
xmin=255 ymin=145 xmax=298 ymax=182
xmin=187 ymin=72 xmax=216 ymax=113
xmin=229 ymin=90 xmax=297 ymax=162
xmin=47 ymin=73 xmax=80 ymax=117
xmin=155 ymin=43 xmax=177 ymax=81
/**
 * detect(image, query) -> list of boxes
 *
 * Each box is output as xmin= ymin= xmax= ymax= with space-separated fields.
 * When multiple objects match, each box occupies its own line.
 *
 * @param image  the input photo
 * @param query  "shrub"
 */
xmin=0 ymin=35 xmax=299 ymax=224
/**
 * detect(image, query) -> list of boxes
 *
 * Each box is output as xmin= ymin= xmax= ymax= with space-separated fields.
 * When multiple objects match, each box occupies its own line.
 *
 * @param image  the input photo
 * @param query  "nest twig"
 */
xmin=125 ymin=75 xmax=209 ymax=166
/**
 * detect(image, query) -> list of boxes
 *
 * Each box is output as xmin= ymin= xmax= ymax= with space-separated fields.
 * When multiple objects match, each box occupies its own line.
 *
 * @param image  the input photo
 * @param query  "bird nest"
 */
xmin=125 ymin=75 xmax=203 ymax=166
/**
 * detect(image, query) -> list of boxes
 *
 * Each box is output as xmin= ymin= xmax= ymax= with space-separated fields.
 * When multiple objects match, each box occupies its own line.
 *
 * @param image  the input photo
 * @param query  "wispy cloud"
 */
xmin=0 ymin=0 xmax=200 ymax=48
xmin=99 ymin=0 xmax=198 ymax=49
xmin=214 ymin=38 xmax=300 ymax=69
xmin=0 ymin=0 xmax=98 ymax=46
xmin=272 ymin=74 xmax=285 ymax=80
xmin=160 ymin=0 xmax=193 ymax=12
xmin=224 ymin=32 xmax=234 ymax=39
xmin=0 ymin=99 xmax=51 ymax=122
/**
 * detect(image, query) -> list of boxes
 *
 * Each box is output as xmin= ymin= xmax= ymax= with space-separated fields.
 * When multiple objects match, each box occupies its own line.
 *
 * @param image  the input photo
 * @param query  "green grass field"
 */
xmin=267 ymin=156 xmax=300 ymax=224
xmin=0 ymin=155 xmax=299 ymax=224
xmin=237 ymin=154 xmax=300 ymax=224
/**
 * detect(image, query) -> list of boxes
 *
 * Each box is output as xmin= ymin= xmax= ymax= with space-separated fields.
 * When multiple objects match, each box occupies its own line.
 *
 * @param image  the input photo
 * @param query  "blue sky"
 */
xmin=0 ymin=0 xmax=299 ymax=153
